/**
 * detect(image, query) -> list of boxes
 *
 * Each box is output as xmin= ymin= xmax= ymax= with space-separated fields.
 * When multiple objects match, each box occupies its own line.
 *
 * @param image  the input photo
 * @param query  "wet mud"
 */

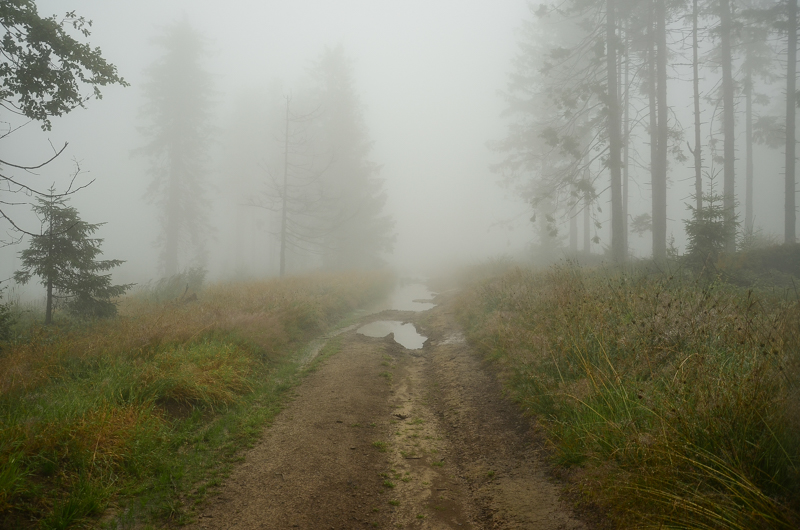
xmin=189 ymin=287 xmax=589 ymax=529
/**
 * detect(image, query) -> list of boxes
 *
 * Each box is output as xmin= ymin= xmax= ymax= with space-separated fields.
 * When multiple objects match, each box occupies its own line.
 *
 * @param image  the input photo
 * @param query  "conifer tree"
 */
xmin=784 ymin=0 xmax=797 ymax=243
xmin=138 ymin=20 xmax=213 ymax=277
xmin=14 ymin=191 xmax=130 ymax=324
xmin=683 ymin=178 xmax=738 ymax=275
xmin=309 ymin=45 xmax=395 ymax=270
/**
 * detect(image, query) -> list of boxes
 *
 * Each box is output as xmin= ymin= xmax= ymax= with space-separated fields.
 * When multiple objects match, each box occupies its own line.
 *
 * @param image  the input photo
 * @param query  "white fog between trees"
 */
xmin=0 ymin=0 xmax=797 ymax=301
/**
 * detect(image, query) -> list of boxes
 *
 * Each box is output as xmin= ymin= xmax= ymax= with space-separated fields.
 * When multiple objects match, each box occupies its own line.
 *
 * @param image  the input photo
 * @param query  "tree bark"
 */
xmin=786 ymin=0 xmax=797 ymax=243
xmin=584 ymin=188 xmax=591 ymax=255
xmin=648 ymin=1 xmax=659 ymax=259
xmin=607 ymin=0 xmax=625 ymax=262
xmin=45 ymin=278 xmax=53 ymax=325
xmin=280 ymin=97 xmax=290 ymax=277
xmin=163 ymin=136 xmax=182 ymax=278
xmin=45 ymin=215 xmax=53 ymax=325
xmin=570 ymin=186 xmax=578 ymax=253
xmin=745 ymin=61 xmax=754 ymax=234
xmin=653 ymin=0 xmax=669 ymax=261
xmin=623 ymin=20 xmax=630 ymax=253
xmin=693 ymin=0 xmax=703 ymax=214
xmin=720 ymin=0 xmax=737 ymax=252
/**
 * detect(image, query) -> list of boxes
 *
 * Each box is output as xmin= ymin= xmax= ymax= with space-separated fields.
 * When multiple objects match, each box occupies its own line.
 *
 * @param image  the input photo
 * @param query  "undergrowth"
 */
xmin=0 ymin=270 xmax=392 ymax=529
xmin=456 ymin=262 xmax=800 ymax=529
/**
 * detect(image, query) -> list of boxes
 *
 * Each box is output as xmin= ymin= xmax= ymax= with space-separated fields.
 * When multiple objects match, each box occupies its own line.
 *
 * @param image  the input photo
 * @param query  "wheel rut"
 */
xmin=189 ymin=291 xmax=589 ymax=529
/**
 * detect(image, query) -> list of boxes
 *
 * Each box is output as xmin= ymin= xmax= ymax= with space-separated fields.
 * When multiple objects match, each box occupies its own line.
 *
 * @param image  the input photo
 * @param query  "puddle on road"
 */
xmin=357 ymin=321 xmax=427 ymax=350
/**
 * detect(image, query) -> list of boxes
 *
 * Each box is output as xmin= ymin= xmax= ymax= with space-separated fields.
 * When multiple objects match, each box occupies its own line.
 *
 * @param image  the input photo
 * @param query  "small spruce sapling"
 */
xmin=14 ymin=190 xmax=131 ymax=324
xmin=683 ymin=176 xmax=738 ymax=276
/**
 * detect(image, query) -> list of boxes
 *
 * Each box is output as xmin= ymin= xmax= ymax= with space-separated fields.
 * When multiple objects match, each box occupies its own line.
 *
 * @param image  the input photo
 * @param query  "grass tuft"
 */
xmin=456 ymin=262 xmax=800 ymax=528
xmin=0 ymin=270 xmax=393 ymax=528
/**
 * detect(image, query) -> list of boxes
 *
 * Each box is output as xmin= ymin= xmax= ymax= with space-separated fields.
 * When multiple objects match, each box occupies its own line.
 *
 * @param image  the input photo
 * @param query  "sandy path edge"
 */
xmin=187 ymin=294 xmax=592 ymax=529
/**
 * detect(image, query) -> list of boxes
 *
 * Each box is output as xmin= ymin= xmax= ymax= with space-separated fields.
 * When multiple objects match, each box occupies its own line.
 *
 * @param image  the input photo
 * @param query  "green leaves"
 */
xmin=0 ymin=1 xmax=127 ymax=130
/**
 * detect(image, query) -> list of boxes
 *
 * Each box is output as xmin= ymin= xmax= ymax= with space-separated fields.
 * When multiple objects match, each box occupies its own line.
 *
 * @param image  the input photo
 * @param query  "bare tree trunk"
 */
xmin=745 ymin=61 xmax=754 ymax=234
xmin=164 ymin=164 xmax=180 ymax=277
xmin=280 ymin=97 xmax=290 ymax=277
xmin=584 ymin=189 xmax=591 ymax=255
xmin=45 ymin=217 xmax=53 ymax=325
xmin=786 ymin=0 xmax=797 ymax=243
xmin=720 ymin=0 xmax=737 ymax=252
xmin=648 ymin=1 xmax=659 ymax=258
xmin=570 ymin=194 xmax=578 ymax=253
xmin=45 ymin=277 xmax=53 ymax=325
xmin=623 ymin=20 xmax=630 ymax=253
xmin=653 ymin=0 xmax=668 ymax=260
xmin=607 ymin=0 xmax=625 ymax=262
xmin=693 ymin=0 xmax=703 ymax=214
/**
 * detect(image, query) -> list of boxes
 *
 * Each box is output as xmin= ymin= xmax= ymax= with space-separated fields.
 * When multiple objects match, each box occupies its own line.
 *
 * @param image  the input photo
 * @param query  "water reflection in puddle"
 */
xmin=357 ymin=321 xmax=427 ymax=350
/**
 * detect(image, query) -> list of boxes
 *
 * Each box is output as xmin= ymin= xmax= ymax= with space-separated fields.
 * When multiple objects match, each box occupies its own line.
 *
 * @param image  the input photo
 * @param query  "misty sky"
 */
xmin=1 ymin=0 xmax=793 ymax=293
xmin=1 ymin=0 xmax=534 ymax=288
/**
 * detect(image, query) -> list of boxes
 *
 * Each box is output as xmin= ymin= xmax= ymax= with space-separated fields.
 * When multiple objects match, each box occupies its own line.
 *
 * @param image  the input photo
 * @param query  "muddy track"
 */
xmin=190 ymin=291 xmax=588 ymax=529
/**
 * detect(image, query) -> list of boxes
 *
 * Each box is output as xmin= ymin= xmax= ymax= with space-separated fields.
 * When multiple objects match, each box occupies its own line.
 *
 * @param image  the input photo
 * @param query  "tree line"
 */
xmin=494 ymin=0 xmax=798 ymax=262
xmin=0 ymin=4 xmax=394 ymax=324
xmin=139 ymin=23 xmax=394 ymax=279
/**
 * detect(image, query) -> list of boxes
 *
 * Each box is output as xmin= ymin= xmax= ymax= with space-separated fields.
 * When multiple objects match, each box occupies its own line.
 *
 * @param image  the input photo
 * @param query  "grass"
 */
xmin=0 ymin=270 xmax=393 ymax=529
xmin=456 ymin=261 xmax=800 ymax=529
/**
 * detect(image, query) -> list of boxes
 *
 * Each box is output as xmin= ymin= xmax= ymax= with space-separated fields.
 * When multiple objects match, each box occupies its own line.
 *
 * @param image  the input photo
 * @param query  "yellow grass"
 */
xmin=0 ymin=270 xmax=393 ymax=528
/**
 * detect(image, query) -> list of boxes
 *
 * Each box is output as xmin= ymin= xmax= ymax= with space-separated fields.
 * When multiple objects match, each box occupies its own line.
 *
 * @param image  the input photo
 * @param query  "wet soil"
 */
xmin=189 ymin=291 xmax=588 ymax=529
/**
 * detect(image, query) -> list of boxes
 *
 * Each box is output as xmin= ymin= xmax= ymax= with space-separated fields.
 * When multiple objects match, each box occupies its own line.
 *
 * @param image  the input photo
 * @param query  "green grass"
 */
xmin=0 ymin=271 xmax=393 ymax=529
xmin=456 ymin=262 xmax=800 ymax=529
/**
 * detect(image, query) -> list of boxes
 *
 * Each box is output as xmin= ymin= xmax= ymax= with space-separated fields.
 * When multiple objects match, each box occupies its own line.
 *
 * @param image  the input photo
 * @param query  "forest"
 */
xmin=494 ymin=0 xmax=798 ymax=267
xmin=0 ymin=0 xmax=798 ymax=528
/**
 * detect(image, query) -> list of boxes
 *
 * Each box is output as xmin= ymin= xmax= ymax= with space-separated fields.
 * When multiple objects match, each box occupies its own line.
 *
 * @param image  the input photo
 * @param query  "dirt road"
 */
xmin=190 ymin=290 xmax=588 ymax=529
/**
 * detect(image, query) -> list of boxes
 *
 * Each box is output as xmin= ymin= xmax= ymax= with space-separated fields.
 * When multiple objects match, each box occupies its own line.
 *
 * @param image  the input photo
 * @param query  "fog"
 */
xmin=0 ymin=0 xmax=795 ymax=294
xmin=0 ymin=0 xmax=532 ymax=289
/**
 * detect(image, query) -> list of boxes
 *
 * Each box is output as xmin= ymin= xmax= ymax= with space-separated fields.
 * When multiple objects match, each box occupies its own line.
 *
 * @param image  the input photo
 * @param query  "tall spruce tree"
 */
xmin=14 ymin=191 xmax=130 ymax=324
xmin=740 ymin=0 xmax=778 ymax=234
xmin=138 ymin=20 xmax=213 ymax=277
xmin=607 ymin=0 xmax=626 ymax=262
xmin=309 ymin=45 xmax=395 ymax=270
xmin=493 ymin=1 xmax=627 ymax=260
xmin=785 ymin=0 xmax=797 ymax=243
xmin=718 ymin=0 xmax=738 ymax=252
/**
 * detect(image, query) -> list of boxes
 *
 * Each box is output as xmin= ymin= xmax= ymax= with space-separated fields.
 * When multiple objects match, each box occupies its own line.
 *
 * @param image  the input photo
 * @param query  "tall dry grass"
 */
xmin=0 ymin=270 xmax=392 ymax=528
xmin=456 ymin=263 xmax=799 ymax=529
